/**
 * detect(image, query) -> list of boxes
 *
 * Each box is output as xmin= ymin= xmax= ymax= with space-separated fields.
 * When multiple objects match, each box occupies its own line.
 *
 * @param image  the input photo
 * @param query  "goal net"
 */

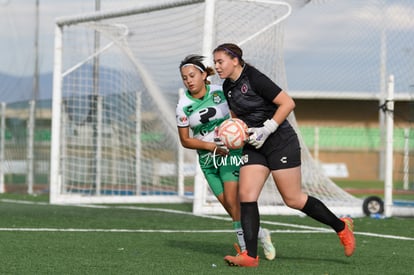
xmin=50 ymin=0 xmax=362 ymax=215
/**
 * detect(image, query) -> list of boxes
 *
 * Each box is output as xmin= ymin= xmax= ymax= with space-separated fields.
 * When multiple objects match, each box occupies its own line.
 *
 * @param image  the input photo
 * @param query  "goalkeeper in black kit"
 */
xmin=212 ymin=43 xmax=356 ymax=267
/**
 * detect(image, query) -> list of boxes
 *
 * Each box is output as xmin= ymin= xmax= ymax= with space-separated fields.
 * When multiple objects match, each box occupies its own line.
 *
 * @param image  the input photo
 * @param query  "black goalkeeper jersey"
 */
xmin=222 ymin=64 xmax=290 ymax=129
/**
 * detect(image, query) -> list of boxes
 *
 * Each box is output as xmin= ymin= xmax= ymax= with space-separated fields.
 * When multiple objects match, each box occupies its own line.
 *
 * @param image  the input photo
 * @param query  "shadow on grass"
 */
xmin=167 ymin=239 xmax=351 ymax=266
xmin=167 ymin=239 xmax=230 ymax=256
xmin=275 ymin=254 xmax=351 ymax=265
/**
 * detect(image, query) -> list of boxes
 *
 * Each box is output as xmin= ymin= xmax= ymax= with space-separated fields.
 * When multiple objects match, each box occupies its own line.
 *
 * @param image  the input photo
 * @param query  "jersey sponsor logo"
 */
xmin=199 ymin=107 xmax=217 ymax=123
xmin=227 ymin=90 xmax=232 ymax=98
xmin=280 ymin=156 xmax=287 ymax=163
xmin=241 ymin=84 xmax=248 ymax=94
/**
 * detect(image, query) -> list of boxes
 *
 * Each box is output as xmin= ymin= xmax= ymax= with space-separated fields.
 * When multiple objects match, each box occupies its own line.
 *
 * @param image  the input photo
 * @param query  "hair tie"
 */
xmin=221 ymin=47 xmax=241 ymax=59
xmin=181 ymin=63 xmax=205 ymax=72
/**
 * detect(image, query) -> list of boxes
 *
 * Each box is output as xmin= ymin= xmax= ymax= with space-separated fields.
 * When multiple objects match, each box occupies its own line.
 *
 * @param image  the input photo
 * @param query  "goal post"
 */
xmin=50 ymin=0 xmax=363 ymax=216
xmin=50 ymin=1 xmax=204 ymax=204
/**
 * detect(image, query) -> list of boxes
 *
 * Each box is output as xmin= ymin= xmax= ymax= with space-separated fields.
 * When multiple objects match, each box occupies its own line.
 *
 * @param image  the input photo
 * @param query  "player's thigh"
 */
xmin=272 ymin=167 xmax=307 ymax=209
xmin=219 ymin=159 xmax=240 ymax=202
xmin=223 ymin=180 xmax=238 ymax=202
xmin=203 ymin=169 xmax=224 ymax=197
xmin=239 ymin=164 xmax=269 ymax=201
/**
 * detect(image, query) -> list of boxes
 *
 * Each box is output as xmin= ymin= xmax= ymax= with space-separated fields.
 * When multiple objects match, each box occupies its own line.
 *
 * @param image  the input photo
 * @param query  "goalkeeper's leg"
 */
xmin=233 ymin=223 xmax=276 ymax=260
xmin=301 ymin=195 xmax=355 ymax=256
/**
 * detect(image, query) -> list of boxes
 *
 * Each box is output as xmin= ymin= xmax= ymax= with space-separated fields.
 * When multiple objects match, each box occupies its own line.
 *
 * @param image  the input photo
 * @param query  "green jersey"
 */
xmin=176 ymin=84 xmax=230 ymax=144
xmin=176 ymin=84 xmax=240 ymax=195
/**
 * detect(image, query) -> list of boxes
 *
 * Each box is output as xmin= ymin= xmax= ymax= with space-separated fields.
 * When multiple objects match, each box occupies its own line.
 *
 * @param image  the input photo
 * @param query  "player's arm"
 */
xmin=178 ymin=127 xmax=228 ymax=155
xmin=177 ymin=126 xmax=216 ymax=152
xmin=229 ymin=110 xmax=238 ymax=118
xmin=252 ymin=72 xmax=295 ymax=125
xmin=270 ymin=90 xmax=295 ymax=125
xmin=247 ymin=73 xmax=295 ymax=149
xmin=175 ymin=104 xmax=216 ymax=151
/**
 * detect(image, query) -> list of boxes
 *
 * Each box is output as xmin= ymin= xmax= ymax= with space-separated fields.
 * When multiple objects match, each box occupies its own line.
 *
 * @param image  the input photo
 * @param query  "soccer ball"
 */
xmin=217 ymin=118 xmax=248 ymax=149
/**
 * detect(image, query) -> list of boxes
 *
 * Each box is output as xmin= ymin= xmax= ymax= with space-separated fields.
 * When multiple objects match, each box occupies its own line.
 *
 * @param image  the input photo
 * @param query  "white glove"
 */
xmin=214 ymin=137 xmax=229 ymax=154
xmin=247 ymin=119 xmax=279 ymax=149
xmin=213 ymin=127 xmax=229 ymax=154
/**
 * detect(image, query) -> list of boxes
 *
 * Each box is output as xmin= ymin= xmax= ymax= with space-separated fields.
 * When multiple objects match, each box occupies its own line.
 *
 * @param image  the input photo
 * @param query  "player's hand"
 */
xmin=247 ymin=119 xmax=279 ymax=149
xmin=213 ymin=127 xmax=229 ymax=155
xmin=214 ymin=137 xmax=229 ymax=155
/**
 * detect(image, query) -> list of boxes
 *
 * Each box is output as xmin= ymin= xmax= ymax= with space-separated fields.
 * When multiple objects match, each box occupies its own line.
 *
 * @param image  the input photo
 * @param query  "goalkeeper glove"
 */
xmin=247 ymin=119 xmax=279 ymax=149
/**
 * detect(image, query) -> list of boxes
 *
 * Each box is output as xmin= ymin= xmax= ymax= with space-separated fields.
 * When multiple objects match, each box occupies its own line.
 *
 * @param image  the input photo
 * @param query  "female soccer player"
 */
xmin=176 ymin=54 xmax=275 ymax=260
xmin=212 ymin=43 xmax=355 ymax=267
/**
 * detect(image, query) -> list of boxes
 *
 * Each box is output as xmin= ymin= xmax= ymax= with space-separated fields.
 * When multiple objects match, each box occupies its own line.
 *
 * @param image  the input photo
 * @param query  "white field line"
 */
xmin=1 ymin=199 xmax=414 ymax=241
xmin=0 ymin=228 xmax=324 ymax=234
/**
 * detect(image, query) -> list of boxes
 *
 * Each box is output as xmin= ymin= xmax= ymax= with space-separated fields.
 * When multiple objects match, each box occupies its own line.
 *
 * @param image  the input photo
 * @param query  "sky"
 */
xmin=284 ymin=0 xmax=414 ymax=94
xmin=0 ymin=0 xmax=413 ymax=102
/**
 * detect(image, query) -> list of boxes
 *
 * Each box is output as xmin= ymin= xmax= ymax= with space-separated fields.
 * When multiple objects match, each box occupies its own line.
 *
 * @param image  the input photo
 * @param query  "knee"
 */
xmin=283 ymin=196 xmax=307 ymax=210
xmin=284 ymin=199 xmax=301 ymax=210
xmin=222 ymin=197 xmax=239 ymax=211
xmin=224 ymin=195 xmax=237 ymax=206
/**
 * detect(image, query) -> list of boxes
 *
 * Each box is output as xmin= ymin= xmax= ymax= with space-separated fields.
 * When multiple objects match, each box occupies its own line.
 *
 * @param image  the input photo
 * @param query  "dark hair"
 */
xmin=179 ymin=54 xmax=215 ymax=84
xmin=213 ymin=43 xmax=245 ymax=66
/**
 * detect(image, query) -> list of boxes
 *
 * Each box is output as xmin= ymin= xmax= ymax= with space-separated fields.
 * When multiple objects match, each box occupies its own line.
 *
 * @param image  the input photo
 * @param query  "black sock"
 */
xmin=301 ymin=196 xmax=345 ymax=233
xmin=241 ymin=201 xmax=260 ymax=258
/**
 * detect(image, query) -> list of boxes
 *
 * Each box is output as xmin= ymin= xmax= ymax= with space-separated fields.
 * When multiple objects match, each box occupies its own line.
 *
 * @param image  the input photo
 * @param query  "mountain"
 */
xmin=0 ymin=72 xmax=53 ymax=104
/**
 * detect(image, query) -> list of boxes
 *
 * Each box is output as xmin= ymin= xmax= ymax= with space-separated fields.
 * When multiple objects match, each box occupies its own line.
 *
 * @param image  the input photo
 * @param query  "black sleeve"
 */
xmin=249 ymin=69 xmax=282 ymax=103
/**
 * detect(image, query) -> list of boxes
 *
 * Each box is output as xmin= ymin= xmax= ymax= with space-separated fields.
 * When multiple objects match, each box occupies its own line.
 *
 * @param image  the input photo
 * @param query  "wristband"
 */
xmin=263 ymin=119 xmax=278 ymax=133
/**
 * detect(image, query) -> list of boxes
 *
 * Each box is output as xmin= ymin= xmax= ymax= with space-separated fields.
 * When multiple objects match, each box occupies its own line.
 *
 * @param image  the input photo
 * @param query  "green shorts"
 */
xmin=198 ymin=148 xmax=242 ymax=196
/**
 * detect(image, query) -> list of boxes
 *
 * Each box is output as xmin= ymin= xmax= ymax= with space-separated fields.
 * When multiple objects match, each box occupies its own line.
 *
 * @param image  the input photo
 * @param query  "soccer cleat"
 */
xmin=224 ymin=250 xmax=259 ymax=267
xmin=338 ymin=217 xmax=356 ymax=257
xmin=261 ymin=228 xmax=276 ymax=260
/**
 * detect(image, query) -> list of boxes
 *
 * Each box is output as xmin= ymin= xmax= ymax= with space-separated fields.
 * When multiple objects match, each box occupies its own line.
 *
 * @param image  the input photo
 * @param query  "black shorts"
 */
xmin=241 ymin=126 xmax=301 ymax=170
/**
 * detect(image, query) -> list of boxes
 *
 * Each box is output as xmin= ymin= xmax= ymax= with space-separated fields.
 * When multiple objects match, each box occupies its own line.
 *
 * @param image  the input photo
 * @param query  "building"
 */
xmin=291 ymin=90 xmax=413 ymax=181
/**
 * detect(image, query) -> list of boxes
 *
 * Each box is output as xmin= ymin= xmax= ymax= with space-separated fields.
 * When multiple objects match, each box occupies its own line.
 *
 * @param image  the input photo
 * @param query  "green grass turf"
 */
xmin=1 ymin=194 xmax=413 ymax=274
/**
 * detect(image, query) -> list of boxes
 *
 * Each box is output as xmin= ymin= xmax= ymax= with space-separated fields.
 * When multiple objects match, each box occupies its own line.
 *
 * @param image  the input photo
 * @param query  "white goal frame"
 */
xmin=50 ymin=0 xmax=372 ymax=217
xmin=50 ymin=1 xmax=204 ymax=204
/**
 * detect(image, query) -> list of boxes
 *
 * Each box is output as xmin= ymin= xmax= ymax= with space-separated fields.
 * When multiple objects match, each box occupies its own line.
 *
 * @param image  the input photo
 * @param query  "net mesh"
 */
xmin=52 ymin=0 xmax=361 ymax=212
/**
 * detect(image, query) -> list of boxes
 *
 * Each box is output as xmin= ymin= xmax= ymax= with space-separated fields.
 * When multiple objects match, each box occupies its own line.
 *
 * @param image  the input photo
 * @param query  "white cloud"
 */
xmin=386 ymin=4 xmax=414 ymax=30
xmin=0 ymin=0 xmax=170 ymax=75
xmin=1 ymin=0 xmax=413 ymax=81
xmin=285 ymin=0 xmax=414 ymax=54
xmin=284 ymin=0 xmax=414 ymax=92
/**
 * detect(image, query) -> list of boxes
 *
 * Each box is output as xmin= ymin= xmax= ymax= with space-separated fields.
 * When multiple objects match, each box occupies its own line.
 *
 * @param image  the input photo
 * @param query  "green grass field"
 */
xmin=0 ymin=193 xmax=413 ymax=275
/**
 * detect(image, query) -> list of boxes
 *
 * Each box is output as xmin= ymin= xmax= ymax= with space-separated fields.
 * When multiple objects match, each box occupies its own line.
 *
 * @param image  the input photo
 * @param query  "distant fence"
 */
xmin=1 ymin=100 xmax=413 ymax=193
